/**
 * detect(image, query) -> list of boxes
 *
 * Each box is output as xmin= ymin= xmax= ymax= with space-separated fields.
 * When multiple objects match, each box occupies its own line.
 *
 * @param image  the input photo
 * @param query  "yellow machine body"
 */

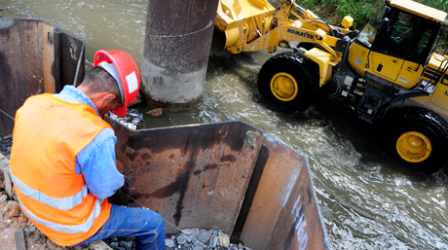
xmin=215 ymin=0 xmax=349 ymax=55
xmin=410 ymin=54 xmax=448 ymax=117
xmin=215 ymin=0 xmax=448 ymax=120
xmin=215 ymin=0 xmax=351 ymax=86
xmin=347 ymin=42 xmax=425 ymax=90
xmin=215 ymin=0 xmax=276 ymax=54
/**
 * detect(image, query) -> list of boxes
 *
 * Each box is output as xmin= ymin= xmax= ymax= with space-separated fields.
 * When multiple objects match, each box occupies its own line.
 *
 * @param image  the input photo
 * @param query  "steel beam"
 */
xmin=0 ymin=19 xmax=85 ymax=137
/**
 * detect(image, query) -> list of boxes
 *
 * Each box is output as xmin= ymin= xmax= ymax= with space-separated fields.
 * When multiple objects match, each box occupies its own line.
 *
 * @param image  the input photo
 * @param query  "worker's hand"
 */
xmin=115 ymin=160 xmax=125 ymax=174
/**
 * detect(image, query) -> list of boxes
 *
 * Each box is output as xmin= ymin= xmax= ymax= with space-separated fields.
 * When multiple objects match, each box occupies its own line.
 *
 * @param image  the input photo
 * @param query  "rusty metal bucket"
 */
xmin=0 ymin=18 xmax=85 ymax=137
xmin=107 ymin=117 xmax=330 ymax=250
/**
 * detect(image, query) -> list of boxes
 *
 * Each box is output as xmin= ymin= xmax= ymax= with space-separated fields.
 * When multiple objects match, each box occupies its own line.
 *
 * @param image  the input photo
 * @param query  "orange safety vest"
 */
xmin=10 ymin=94 xmax=113 ymax=246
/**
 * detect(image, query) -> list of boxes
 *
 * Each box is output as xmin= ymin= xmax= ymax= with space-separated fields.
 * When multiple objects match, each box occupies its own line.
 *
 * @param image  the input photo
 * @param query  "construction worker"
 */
xmin=394 ymin=16 xmax=418 ymax=45
xmin=9 ymin=50 xmax=165 ymax=250
xmin=380 ymin=15 xmax=418 ymax=56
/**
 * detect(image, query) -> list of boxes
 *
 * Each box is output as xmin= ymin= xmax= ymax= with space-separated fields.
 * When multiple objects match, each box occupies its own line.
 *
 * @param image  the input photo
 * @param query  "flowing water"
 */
xmin=2 ymin=0 xmax=448 ymax=249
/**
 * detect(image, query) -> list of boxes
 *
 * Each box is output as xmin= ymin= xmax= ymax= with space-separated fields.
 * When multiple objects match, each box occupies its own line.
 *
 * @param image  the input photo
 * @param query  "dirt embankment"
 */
xmin=0 ymin=181 xmax=83 ymax=250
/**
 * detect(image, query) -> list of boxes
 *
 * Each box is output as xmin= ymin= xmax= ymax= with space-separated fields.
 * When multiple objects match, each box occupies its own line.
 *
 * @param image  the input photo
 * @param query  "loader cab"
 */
xmin=352 ymin=4 xmax=441 ymax=89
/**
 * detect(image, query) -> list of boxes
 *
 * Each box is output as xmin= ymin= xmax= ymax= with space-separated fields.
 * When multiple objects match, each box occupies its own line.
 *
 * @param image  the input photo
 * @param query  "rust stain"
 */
xmin=193 ymin=163 xmax=218 ymax=176
xmin=107 ymin=120 xmax=269 ymax=235
xmin=126 ymin=151 xmax=138 ymax=161
xmin=148 ymin=142 xmax=199 ymax=225
xmin=150 ymin=180 xmax=181 ymax=199
xmin=229 ymin=131 xmax=244 ymax=151
xmin=141 ymin=153 xmax=151 ymax=161
xmin=120 ymin=143 xmax=127 ymax=153
xmin=199 ymin=133 xmax=225 ymax=150
xmin=220 ymin=155 xmax=236 ymax=163
xmin=130 ymin=125 xmax=226 ymax=155
xmin=203 ymin=164 xmax=218 ymax=171
xmin=173 ymin=147 xmax=197 ymax=225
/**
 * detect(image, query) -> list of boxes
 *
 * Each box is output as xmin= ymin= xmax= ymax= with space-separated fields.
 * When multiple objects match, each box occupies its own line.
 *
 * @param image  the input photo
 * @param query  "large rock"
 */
xmin=8 ymin=203 xmax=20 ymax=218
xmin=218 ymin=231 xmax=230 ymax=248
xmin=197 ymin=229 xmax=211 ymax=243
xmin=165 ymin=238 xmax=175 ymax=248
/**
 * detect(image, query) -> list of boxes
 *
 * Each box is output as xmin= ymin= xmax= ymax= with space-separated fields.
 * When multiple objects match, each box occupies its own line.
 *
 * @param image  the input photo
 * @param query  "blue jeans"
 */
xmin=73 ymin=204 xmax=166 ymax=250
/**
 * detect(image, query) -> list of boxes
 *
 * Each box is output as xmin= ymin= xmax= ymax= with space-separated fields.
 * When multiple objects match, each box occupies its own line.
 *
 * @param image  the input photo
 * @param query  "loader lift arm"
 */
xmin=215 ymin=0 xmax=354 ymax=60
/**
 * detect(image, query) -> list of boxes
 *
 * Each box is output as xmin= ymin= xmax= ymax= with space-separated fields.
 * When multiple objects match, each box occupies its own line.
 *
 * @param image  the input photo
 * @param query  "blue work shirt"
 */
xmin=54 ymin=85 xmax=124 ymax=199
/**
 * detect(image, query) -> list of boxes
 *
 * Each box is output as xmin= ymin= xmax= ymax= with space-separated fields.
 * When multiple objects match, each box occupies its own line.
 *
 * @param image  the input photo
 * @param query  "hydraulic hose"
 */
xmin=328 ymin=75 xmax=341 ymax=99
xmin=307 ymin=19 xmax=336 ymax=37
xmin=291 ymin=2 xmax=335 ymax=36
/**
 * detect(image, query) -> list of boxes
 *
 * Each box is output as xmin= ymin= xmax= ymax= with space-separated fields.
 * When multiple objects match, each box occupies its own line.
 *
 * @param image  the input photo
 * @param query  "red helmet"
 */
xmin=93 ymin=50 xmax=140 ymax=118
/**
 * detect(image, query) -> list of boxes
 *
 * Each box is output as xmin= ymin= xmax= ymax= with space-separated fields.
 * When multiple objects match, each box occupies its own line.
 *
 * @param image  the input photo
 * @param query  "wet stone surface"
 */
xmin=0 ymin=134 xmax=12 ymax=160
xmin=164 ymin=229 xmax=252 ymax=250
xmin=103 ymin=237 xmax=135 ymax=250
xmin=102 ymin=228 xmax=253 ymax=250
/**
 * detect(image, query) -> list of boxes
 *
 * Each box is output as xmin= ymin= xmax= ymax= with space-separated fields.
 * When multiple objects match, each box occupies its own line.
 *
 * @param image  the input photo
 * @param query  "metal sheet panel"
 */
xmin=108 ymin=118 xmax=264 ymax=235
xmin=0 ymin=19 xmax=85 ymax=137
xmin=0 ymin=19 xmax=45 ymax=137
xmin=54 ymin=28 xmax=85 ymax=89
xmin=237 ymin=135 xmax=330 ymax=250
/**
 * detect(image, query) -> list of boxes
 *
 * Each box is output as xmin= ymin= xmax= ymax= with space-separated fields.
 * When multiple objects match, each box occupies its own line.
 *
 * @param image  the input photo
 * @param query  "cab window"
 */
xmin=408 ymin=26 xmax=434 ymax=63
xmin=375 ymin=12 xmax=418 ymax=58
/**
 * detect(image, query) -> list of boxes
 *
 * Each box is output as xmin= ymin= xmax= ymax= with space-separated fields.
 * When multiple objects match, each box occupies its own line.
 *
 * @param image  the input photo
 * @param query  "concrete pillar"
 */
xmin=141 ymin=0 xmax=219 ymax=111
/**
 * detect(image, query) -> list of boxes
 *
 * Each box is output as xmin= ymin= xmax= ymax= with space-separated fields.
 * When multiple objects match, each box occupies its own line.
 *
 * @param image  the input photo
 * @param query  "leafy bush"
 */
xmin=294 ymin=0 xmax=447 ymax=28
xmin=298 ymin=0 xmax=381 ymax=28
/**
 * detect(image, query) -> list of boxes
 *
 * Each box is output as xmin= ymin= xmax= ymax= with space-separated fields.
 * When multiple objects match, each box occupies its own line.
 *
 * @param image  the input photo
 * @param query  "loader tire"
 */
xmin=385 ymin=108 xmax=448 ymax=173
xmin=257 ymin=52 xmax=318 ymax=111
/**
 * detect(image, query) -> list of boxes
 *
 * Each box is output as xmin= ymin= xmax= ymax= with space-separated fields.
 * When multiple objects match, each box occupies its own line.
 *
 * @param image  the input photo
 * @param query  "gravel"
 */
xmin=164 ymin=229 xmax=253 ymax=250
xmin=0 ymin=194 xmax=7 ymax=203
xmin=101 ymin=228 xmax=253 ymax=250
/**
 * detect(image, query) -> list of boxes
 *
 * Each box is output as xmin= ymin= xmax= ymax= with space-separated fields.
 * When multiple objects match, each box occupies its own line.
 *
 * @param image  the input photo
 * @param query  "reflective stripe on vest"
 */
xmin=10 ymin=173 xmax=88 ymax=210
xmin=9 ymin=94 xmax=113 ymax=246
xmin=19 ymin=197 xmax=103 ymax=234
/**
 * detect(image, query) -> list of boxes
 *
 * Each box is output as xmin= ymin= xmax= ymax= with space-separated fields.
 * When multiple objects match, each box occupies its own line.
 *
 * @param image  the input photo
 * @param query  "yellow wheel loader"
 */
xmin=214 ymin=0 xmax=448 ymax=172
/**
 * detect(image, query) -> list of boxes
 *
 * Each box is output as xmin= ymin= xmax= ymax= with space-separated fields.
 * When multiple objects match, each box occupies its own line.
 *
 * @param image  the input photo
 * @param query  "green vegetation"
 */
xmin=298 ymin=0 xmax=381 ymax=28
xmin=419 ymin=0 xmax=447 ymax=12
xmin=295 ymin=0 xmax=447 ymax=28
xmin=283 ymin=0 xmax=447 ymax=53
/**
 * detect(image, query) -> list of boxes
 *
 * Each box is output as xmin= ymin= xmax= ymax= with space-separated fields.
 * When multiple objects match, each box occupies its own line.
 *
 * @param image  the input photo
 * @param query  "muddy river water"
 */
xmin=2 ymin=0 xmax=448 ymax=249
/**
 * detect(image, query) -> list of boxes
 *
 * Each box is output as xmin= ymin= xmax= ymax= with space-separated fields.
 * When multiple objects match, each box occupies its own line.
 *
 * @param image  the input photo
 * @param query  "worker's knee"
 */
xmin=152 ymin=213 xmax=165 ymax=243
xmin=152 ymin=212 xmax=165 ymax=231
xmin=136 ymin=211 xmax=166 ymax=249
xmin=141 ymin=209 xmax=165 ymax=232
